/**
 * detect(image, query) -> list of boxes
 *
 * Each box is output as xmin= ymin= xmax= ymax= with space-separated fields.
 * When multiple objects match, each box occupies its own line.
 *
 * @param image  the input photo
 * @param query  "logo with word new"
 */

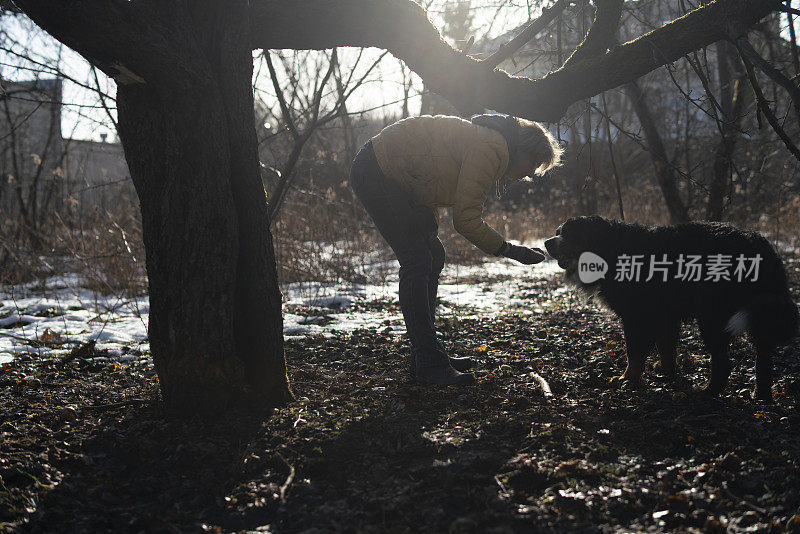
xmin=578 ymin=251 xmax=608 ymax=283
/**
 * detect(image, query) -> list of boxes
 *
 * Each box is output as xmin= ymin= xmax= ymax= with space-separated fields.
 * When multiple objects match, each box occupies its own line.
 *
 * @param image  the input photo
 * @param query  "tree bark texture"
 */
xmin=121 ymin=4 xmax=291 ymax=412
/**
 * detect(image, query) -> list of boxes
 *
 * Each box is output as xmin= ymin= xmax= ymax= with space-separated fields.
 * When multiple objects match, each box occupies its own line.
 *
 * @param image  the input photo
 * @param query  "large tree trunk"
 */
xmin=115 ymin=4 xmax=291 ymax=413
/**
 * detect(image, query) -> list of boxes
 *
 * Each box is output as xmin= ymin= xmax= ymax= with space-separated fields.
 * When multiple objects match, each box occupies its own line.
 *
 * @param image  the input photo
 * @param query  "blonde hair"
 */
xmin=515 ymin=118 xmax=564 ymax=176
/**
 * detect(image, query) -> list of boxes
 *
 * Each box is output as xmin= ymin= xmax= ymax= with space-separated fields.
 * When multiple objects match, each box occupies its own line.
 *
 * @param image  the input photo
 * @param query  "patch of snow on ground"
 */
xmin=0 ymin=239 xmax=566 ymax=360
xmin=0 ymin=278 xmax=150 ymax=362
xmin=281 ymin=238 xmax=563 ymax=338
xmin=774 ymin=240 xmax=800 ymax=255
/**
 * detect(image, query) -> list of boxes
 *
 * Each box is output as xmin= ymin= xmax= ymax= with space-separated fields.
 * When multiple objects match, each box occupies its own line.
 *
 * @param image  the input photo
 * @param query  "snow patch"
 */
xmin=1 ymin=278 xmax=150 ymax=362
xmin=0 ymin=239 xmax=567 ymax=358
xmin=303 ymin=295 xmax=352 ymax=310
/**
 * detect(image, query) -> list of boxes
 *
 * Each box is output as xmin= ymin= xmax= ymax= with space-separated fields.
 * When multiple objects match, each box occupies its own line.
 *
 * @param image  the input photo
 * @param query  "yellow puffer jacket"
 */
xmin=370 ymin=115 xmax=509 ymax=255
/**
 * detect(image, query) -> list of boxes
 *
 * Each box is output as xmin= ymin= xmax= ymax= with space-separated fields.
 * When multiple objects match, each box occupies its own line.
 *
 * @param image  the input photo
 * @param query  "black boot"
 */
xmin=413 ymin=350 xmax=474 ymax=386
xmin=407 ymin=350 xmax=475 ymax=377
xmin=448 ymin=355 xmax=474 ymax=372
xmin=416 ymin=364 xmax=475 ymax=386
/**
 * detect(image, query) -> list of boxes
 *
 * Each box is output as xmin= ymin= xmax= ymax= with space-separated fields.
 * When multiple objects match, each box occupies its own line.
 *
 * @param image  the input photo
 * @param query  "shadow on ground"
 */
xmin=3 ymin=265 xmax=800 ymax=533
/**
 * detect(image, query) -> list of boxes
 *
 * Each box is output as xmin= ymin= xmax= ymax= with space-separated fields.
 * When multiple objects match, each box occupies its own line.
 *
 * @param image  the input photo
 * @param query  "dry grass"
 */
xmin=2 ymin=162 xmax=799 ymax=294
xmin=0 ymin=204 xmax=146 ymax=296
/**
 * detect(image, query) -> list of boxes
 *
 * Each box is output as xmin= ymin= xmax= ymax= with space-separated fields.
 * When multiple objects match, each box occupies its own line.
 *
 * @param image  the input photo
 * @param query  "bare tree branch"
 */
xmin=0 ymin=41 xmax=115 ymax=101
xmin=483 ymin=0 xmax=573 ymax=70
xmin=267 ymin=49 xmax=341 ymax=224
xmin=601 ymin=91 xmax=625 ymax=220
xmin=561 ymin=0 xmax=624 ymax=70
xmin=11 ymin=0 xmax=211 ymax=91
xmin=309 ymin=48 xmax=337 ymax=126
xmin=91 ymin=66 xmax=118 ymax=131
xmin=265 ymin=51 xmax=300 ymax=141
xmin=787 ymin=5 xmax=800 ymax=76
xmin=777 ymin=4 xmax=800 ymax=16
xmin=736 ymin=36 xmax=800 ymax=115
xmin=249 ymin=0 xmax=781 ymax=122
xmin=737 ymin=42 xmax=800 ymax=162
xmin=15 ymin=0 xmax=783 ymax=122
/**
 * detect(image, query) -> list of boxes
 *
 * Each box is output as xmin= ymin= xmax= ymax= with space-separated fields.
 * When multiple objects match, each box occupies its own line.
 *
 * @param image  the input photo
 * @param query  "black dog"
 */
xmin=544 ymin=216 xmax=798 ymax=400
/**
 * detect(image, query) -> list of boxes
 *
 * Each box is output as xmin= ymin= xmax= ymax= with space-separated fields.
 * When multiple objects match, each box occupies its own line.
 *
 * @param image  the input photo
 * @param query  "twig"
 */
xmin=267 ymin=49 xmax=338 ymax=223
xmin=529 ymin=372 xmax=553 ymax=397
xmin=91 ymin=66 xmax=119 ymax=131
xmin=683 ymin=52 xmax=725 ymax=119
xmin=737 ymin=42 xmax=800 ymax=163
xmin=460 ymin=35 xmax=475 ymax=55
xmin=292 ymin=407 xmax=306 ymax=429
xmin=484 ymin=0 xmax=573 ymax=70
xmin=0 ymin=331 xmax=40 ymax=346
xmin=588 ymin=100 xmax=706 ymax=193
xmin=719 ymin=481 xmax=767 ymax=515
xmin=777 ymin=4 xmax=800 ymax=17
xmin=277 ymin=453 xmax=296 ymax=503
xmin=266 ymin=49 xmax=386 ymax=226
xmin=736 ymin=37 xmax=800 ymax=114
xmin=494 ymin=474 xmax=510 ymax=497
xmin=601 ymin=92 xmax=625 ymax=220
xmin=787 ymin=7 xmax=800 ymax=78
xmin=265 ymin=51 xmax=299 ymax=141
xmin=82 ymin=398 xmax=151 ymax=412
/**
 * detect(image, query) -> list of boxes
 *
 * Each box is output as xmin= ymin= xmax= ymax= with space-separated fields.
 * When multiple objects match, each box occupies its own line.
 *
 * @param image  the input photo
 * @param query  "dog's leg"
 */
xmin=750 ymin=332 xmax=775 ymax=402
xmin=611 ymin=319 xmax=654 ymax=387
xmin=655 ymin=320 xmax=680 ymax=380
xmin=698 ymin=317 xmax=731 ymax=395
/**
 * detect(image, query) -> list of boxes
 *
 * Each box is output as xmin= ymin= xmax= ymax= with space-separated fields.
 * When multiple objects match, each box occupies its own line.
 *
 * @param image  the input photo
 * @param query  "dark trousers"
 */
xmin=349 ymin=141 xmax=448 ymax=368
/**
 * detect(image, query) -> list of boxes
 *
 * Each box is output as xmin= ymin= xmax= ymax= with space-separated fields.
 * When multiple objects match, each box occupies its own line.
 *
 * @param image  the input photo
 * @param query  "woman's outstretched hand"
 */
xmin=497 ymin=242 xmax=546 ymax=265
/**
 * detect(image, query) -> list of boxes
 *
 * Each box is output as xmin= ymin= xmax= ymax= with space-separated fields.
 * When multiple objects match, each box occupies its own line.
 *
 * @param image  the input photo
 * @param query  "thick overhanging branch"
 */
xmin=250 ymin=0 xmax=781 ymax=122
xmin=12 ymin=0 xmax=209 ymax=92
xmin=561 ymin=0 xmax=624 ymax=70
xmin=15 ymin=0 xmax=783 ymax=122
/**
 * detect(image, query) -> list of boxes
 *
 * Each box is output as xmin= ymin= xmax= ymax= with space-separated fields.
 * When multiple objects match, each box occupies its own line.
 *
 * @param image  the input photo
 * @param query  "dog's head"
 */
xmin=544 ymin=216 xmax=616 ymax=284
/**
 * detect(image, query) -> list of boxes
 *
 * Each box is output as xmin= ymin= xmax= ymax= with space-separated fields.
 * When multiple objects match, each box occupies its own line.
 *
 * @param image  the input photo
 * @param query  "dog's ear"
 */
xmin=561 ymin=216 xmax=582 ymax=234
xmin=587 ymin=215 xmax=613 ymax=228
xmin=561 ymin=216 xmax=614 ymax=252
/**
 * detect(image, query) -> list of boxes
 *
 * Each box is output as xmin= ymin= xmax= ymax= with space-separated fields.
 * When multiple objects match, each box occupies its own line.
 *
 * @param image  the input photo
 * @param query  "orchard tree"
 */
xmin=9 ymin=0 xmax=784 ymax=414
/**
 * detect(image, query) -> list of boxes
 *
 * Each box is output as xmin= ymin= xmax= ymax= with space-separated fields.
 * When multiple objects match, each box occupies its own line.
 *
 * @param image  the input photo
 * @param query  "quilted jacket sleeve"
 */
xmin=452 ymin=142 xmax=506 ymax=255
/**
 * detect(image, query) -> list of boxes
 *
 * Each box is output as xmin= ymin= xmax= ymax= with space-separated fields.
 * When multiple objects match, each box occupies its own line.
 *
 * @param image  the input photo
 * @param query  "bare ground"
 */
xmin=2 ymin=259 xmax=800 ymax=533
